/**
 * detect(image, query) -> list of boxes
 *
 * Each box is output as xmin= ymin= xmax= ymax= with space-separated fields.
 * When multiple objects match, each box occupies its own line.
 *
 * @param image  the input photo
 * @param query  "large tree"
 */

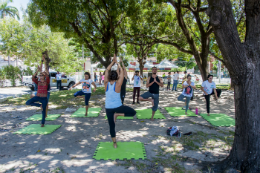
xmin=206 ymin=0 xmax=259 ymax=172
xmin=151 ymin=0 xmax=244 ymax=81
xmin=28 ymin=0 xmax=139 ymax=68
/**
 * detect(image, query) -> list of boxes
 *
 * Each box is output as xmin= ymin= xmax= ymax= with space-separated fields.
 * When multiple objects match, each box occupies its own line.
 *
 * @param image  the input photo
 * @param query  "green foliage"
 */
xmin=22 ymin=67 xmax=33 ymax=76
xmin=175 ymin=57 xmax=196 ymax=70
xmin=0 ymin=68 xmax=6 ymax=87
xmin=2 ymin=65 xmax=21 ymax=86
xmin=0 ymin=0 xmax=20 ymax=19
xmin=0 ymin=17 xmax=83 ymax=74
xmin=27 ymin=0 xmax=141 ymax=67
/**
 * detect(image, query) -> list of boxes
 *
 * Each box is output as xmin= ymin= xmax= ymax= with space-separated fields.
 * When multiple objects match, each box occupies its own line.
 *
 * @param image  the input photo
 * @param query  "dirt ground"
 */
xmin=0 ymin=88 xmax=235 ymax=173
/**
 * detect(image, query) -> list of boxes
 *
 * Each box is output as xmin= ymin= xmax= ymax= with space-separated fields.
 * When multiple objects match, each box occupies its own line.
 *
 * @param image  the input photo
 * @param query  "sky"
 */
xmin=9 ymin=0 xmax=30 ymax=21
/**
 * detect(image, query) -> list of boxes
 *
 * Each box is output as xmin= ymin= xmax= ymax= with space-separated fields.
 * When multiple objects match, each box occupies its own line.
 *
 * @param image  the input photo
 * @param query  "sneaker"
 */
xmin=137 ymin=102 xmax=140 ymax=104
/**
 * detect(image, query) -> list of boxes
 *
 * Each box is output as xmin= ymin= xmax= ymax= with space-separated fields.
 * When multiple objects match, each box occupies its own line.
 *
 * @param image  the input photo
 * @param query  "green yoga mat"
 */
xmin=105 ymin=116 xmax=133 ymax=120
xmin=200 ymin=113 xmax=235 ymax=126
xmin=71 ymin=107 xmax=102 ymax=118
xmin=26 ymin=114 xmax=61 ymax=121
xmin=13 ymin=124 xmax=61 ymax=135
xmin=136 ymin=109 xmax=166 ymax=119
xmin=165 ymin=107 xmax=197 ymax=117
xmin=93 ymin=141 xmax=146 ymax=160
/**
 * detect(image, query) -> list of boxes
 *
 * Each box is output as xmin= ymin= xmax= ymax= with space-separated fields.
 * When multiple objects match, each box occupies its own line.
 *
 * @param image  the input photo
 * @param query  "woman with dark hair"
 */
xmin=178 ymin=74 xmax=196 ymax=115
xmin=201 ymin=74 xmax=222 ymax=116
xmin=69 ymin=72 xmax=97 ymax=116
xmin=26 ymin=58 xmax=50 ymax=127
xmin=105 ymin=55 xmax=136 ymax=148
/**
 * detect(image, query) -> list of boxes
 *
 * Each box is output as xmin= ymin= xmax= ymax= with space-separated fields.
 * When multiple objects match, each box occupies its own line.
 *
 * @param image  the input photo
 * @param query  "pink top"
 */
xmin=32 ymin=75 xmax=50 ymax=97
xmin=102 ymin=75 xmax=104 ymax=80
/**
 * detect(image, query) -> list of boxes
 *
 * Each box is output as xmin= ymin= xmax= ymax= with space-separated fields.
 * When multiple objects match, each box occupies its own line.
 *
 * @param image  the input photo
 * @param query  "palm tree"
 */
xmin=0 ymin=0 xmax=20 ymax=20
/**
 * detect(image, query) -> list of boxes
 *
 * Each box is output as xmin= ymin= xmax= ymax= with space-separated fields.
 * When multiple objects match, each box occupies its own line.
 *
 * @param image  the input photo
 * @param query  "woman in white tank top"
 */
xmin=104 ymin=55 xmax=136 ymax=148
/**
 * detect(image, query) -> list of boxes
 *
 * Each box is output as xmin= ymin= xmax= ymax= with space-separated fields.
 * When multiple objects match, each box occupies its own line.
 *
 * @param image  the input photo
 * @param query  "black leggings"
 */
xmin=204 ymin=89 xmax=222 ymax=113
xmin=106 ymin=105 xmax=136 ymax=138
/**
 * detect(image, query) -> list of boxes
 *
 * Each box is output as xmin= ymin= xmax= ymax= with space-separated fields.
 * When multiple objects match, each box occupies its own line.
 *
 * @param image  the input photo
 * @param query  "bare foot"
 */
xmin=151 ymin=99 xmax=154 ymax=107
xmin=40 ymin=105 xmax=43 ymax=111
xmin=85 ymin=113 xmax=88 ymax=117
xmin=185 ymin=112 xmax=188 ymax=115
xmin=151 ymin=118 xmax=154 ymax=121
xmin=114 ymin=114 xmax=118 ymax=123
xmin=113 ymin=142 xmax=117 ymax=148
xmin=41 ymin=124 xmax=44 ymax=127
xmin=207 ymin=113 xmax=210 ymax=116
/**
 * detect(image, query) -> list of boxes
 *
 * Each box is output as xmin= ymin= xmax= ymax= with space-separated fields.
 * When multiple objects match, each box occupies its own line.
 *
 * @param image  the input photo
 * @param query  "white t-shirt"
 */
xmin=80 ymin=79 xmax=93 ymax=93
xmin=173 ymin=74 xmax=179 ymax=80
xmin=201 ymin=80 xmax=216 ymax=95
xmin=56 ymin=73 xmax=62 ymax=80
xmin=182 ymin=81 xmax=194 ymax=97
xmin=134 ymin=75 xmax=142 ymax=87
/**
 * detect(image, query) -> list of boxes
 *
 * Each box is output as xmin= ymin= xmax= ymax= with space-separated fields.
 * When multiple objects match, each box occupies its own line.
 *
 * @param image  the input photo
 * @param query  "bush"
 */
xmin=0 ymin=68 xmax=6 ymax=87
xmin=2 ymin=65 xmax=21 ymax=86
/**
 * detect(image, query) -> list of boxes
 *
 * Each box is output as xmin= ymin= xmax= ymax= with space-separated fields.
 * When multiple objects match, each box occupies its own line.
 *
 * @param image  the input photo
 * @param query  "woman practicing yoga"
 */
xmin=69 ymin=72 xmax=96 ymax=116
xmin=105 ymin=55 xmax=136 ymax=148
xmin=26 ymin=58 xmax=50 ymax=127
xmin=177 ymin=74 xmax=196 ymax=115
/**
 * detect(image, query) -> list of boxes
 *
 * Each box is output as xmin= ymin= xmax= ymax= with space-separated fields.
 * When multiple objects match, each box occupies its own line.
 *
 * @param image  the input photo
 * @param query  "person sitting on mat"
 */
xmin=201 ymin=74 xmax=222 ymax=116
xmin=26 ymin=61 xmax=50 ymax=127
xmin=177 ymin=74 xmax=196 ymax=115
xmin=69 ymin=72 xmax=96 ymax=116
xmin=104 ymin=54 xmax=136 ymax=148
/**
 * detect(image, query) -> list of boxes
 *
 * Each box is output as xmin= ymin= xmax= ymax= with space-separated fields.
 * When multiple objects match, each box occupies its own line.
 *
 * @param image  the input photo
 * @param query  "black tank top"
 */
xmin=149 ymin=76 xmax=160 ymax=94
xmin=120 ymin=78 xmax=127 ymax=94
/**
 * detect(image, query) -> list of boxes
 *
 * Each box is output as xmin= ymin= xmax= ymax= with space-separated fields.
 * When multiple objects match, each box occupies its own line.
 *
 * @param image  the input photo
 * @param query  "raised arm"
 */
xmin=120 ymin=57 xmax=127 ymax=78
xmin=115 ymin=63 xmax=124 ymax=93
xmin=104 ymin=55 xmax=116 ymax=85
xmin=42 ymin=54 xmax=49 ymax=75
xmin=69 ymin=81 xmax=81 ymax=90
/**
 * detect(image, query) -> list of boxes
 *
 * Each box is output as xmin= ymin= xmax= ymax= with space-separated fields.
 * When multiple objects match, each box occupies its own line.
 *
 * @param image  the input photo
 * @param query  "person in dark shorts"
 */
xmin=69 ymin=72 xmax=97 ymax=116
xmin=104 ymin=55 xmax=136 ymax=148
xmin=119 ymin=56 xmax=127 ymax=104
xmin=139 ymin=67 xmax=164 ymax=121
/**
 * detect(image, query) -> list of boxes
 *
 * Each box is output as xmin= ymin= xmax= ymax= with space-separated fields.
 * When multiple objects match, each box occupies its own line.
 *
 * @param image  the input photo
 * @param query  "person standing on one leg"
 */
xmin=201 ymin=74 xmax=222 ymax=116
xmin=26 ymin=63 xmax=50 ymax=127
xmin=56 ymin=71 xmax=62 ymax=90
xmin=69 ymin=72 xmax=96 ymax=116
xmin=167 ymin=72 xmax=172 ymax=90
xmin=177 ymin=75 xmax=196 ymax=115
xmin=132 ymin=71 xmax=142 ymax=104
xmin=119 ymin=56 xmax=127 ymax=104
xmin=172 ymin=71 xmax=179 ymax=91
xmin=139 ymin=67 xmax=164 ymax=121
xmin=105 ymin=55 xmax=136 ymax=148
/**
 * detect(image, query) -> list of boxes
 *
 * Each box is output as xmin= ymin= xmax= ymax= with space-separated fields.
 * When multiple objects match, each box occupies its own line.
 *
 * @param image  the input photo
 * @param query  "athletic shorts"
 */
xmin=73 ymin=90 xmax=91 ymax=106
xmin=141 ymin=92 xmax=159 ymax=111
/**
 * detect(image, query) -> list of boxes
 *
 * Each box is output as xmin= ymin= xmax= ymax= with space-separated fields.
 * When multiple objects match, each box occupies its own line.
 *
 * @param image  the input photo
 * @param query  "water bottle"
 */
xmin=195 ymin=107 xmax=198 ymax=115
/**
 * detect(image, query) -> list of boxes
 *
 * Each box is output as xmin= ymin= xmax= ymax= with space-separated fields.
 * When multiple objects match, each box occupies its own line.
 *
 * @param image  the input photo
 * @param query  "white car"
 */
xmin=23 ymin=71 xmax=76 ymax=91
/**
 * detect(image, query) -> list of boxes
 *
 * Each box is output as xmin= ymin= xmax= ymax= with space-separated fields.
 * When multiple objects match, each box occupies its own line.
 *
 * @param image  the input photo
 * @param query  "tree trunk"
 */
xmin=138 ymin=58 xmax=145 ymax=76
xmin=207 ymin=0 xmax=260 ymax=172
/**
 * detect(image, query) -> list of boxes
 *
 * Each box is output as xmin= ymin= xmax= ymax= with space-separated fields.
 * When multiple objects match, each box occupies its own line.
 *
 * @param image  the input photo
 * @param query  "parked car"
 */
xmin=23 ymin=71 xmax=76 ymax=91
